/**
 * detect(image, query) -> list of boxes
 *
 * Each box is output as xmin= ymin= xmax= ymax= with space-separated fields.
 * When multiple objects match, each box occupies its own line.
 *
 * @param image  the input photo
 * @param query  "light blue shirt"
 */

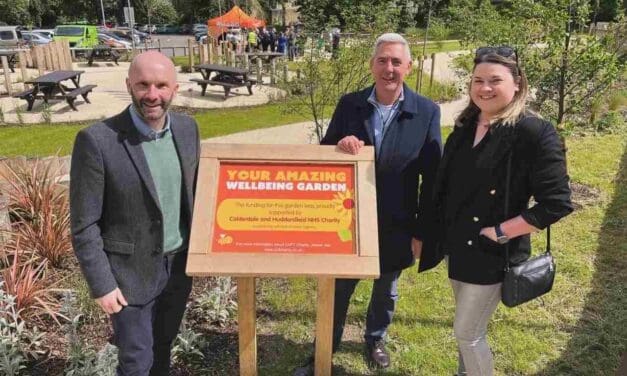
xmin=129 ymin=105 xmax=171 ymax=141
xmin=367 ymin=87 xmax=404 ymax=155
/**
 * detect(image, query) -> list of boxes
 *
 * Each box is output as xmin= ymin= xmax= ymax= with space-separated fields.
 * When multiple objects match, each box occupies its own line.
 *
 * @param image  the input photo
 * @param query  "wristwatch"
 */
xmin=495 ymin=224 xmax=509 ymax=244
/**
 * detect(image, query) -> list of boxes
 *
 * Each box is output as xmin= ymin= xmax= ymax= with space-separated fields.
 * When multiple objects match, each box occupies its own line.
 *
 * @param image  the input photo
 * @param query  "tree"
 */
xmin=0 ymin=0 xmax=34 ymax=25
xmin=280 ymin=5 xmax=403 ymax=142
xmin=295 ymin=0 xmax=402 ymax=33
xmin=591 ymin=0 xmax=624 ymax=21
xmin=281 ymin=38 xmax=373 ymax=142
xmin=447 ymin=0 xmax=626 ymax=128
xmin=135 ymin=0 xmax=178 ymax=24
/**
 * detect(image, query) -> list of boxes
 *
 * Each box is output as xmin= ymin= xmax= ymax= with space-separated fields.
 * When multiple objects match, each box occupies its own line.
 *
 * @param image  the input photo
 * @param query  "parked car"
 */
xmin=109 ymin=28 xmax=146 ymax=44
xmin=98 ymin=33 xmax=132 ymax=50
xmin=192 ymin=23 xmax=207 ymax=34
xmin=33 ymin=29 xmax=55 ymax=39
xmin=0 ymin=26 xmax=24 ymax=48
xmin=179 ymin=24 xmax=192 ymax=34
xmin=21 ymin=31 xmax=52 ymax=45
xmin=54 ymin=24 xmax=99 ymax=48
xmin=194 ymin=31 xmax=206 ymax=42
xmin=158 ymin=24 xmax=180 ymax=34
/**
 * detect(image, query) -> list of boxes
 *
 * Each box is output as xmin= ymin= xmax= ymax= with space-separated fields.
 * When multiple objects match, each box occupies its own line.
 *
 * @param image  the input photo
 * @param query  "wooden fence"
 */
xmin=1 ymin=40 xmax=72 ymax=96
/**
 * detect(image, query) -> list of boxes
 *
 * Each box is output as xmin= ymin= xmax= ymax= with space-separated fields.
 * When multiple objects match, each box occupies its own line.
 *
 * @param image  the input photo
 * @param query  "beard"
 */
xmin=130 ymin=91 xmax=173 ymax=122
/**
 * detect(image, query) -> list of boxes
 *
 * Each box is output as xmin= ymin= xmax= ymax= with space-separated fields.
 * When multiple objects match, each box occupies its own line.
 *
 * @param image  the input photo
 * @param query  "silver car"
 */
xmin=21 ymin=31 xmax=52 ymax=45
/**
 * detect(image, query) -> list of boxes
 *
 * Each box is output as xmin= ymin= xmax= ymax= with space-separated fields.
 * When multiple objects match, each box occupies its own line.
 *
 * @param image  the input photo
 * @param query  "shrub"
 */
xmin=63 ymin=315 xmax=102 ymax=376
xmin=62 ymin=293 xmax=117 ymax=376
xmin=171 ymin=317 xmax=206 ymax=371
xmin=12 ymin=193 xmax=71 ymax=268
xmin=595 ymin=111 xmax=626 ymax=133
xmin=1 ymin=244 xmax=66 ymax=324
xmin=191 ymin=277 xmax=237 ymax=327
xmin=0 ymin=282 xmax=45 ymax=375
xmin=0 ymin=157 xmax=71 ymax=267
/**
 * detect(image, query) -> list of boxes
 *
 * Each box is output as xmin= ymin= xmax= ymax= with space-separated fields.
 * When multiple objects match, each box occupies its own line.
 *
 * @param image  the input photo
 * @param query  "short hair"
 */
xmin=372 ymin=33 xmax=412 ymax=61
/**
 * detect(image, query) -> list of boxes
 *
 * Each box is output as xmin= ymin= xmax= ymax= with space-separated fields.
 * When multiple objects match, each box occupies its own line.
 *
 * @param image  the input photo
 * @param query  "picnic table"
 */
xmin=13 ymin=70 xmax=97 ymax=111
xmin=191 ymin=63 xmax=257 ymax=99
xmin=0 ymin=50 xmax=18 ymax=73
xmin=87 ymin=45 xmax=120 ymax=66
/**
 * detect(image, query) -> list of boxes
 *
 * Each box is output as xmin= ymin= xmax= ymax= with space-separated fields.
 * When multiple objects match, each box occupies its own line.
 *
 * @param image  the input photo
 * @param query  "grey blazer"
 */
xmin=70 ymin=107 xmax=200 ymax=305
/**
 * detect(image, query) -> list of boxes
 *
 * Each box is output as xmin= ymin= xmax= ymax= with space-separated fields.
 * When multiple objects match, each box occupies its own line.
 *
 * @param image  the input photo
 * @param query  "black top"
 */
xmin=419 ymin=113 xmax=573 ymax=284
xmin=441 ymin=122 xmax=506 ymax=284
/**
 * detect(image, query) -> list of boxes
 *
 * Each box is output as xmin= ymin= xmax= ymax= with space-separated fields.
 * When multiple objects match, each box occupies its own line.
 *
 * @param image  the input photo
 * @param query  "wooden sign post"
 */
xmin=187 ymin=144 xmax=379 ymax=376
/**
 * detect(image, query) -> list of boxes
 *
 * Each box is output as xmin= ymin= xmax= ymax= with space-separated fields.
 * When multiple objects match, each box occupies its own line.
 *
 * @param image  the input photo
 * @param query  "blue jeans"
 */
xmin=332 ymin=270 xmax=402 ymax=352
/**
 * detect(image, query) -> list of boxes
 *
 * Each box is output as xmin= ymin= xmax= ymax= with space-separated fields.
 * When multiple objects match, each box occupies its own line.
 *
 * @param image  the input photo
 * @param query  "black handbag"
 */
xmin=501 ymin=153 xmax=556 ymax=307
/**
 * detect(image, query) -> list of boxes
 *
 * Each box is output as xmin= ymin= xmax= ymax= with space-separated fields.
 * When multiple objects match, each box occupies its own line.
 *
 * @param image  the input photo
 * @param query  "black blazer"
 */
xmin=419 ymin=113 xmax=573 ymax=283
xmin=70 ymin=108 xmax=200 ymax=304
xmin=322 ymin=84 xmax=442 ymax=273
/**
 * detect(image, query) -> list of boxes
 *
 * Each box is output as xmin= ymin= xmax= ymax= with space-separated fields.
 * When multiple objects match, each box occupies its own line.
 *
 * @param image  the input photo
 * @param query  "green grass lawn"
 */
xmin=2 ymin=109 xmax=624 ymax=374
xmin=242 ymin=133 xmax=626 ymax=375
xmin=0 ymin=103 xmax=310 ymax=158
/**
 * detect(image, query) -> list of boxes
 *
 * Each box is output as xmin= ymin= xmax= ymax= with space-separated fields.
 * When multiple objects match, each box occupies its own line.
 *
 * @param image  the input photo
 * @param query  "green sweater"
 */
xmin=142 ymin=131 xmax=186 ymax=253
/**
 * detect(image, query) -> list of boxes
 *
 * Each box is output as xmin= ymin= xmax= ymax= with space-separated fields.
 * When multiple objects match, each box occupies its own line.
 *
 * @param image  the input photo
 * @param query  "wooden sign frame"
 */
xmin=187 ymin=143 xmax=380 ymax=279
xmin=186 ymin=143 xmax=380 ymax=376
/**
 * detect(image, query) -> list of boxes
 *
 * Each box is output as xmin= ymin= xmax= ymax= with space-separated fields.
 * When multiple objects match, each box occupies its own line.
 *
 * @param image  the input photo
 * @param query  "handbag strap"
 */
xmin=503 ymin=152 xmax=551 ymax=271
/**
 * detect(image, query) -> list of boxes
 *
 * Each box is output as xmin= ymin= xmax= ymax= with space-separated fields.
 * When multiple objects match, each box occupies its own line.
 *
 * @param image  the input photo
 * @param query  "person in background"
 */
xmin=286 ymin=27 xmax=295 ymax=60
xmin=331 ymin=27 xmax=341 ymax=59
xmin=260 ymin=27 xmax=270 ymax=52
xmin=293 ymin=32 xmax=442 ymax=375
xmin=247 ymin=28 xmax=258 ymax=52
xmin=419 ymin=46 xmax=573 ymax=376
xmin=268 ymin=27 xmax=277 ymax=52
xmin=277 ymin=32 xmax=287 ymax=55
xmin=70 ymin=51 xmax=200 ymax=376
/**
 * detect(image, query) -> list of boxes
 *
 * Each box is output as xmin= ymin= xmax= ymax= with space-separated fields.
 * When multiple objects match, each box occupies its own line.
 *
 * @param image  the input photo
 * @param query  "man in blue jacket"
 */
xmin=294 ymin=32 xmax=442 ymax=374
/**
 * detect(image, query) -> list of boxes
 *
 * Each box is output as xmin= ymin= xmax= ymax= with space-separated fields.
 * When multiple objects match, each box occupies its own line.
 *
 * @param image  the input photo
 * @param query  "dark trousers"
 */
xmin=111 ymin=252 xmax=192 ymax=376
xmin=332 ymin=270 xmax=402 ymax=352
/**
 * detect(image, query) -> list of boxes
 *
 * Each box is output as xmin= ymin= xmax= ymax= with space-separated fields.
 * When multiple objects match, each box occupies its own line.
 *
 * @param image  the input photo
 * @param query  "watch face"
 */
xmin=497 ymin=236 xmax=509 ymax=244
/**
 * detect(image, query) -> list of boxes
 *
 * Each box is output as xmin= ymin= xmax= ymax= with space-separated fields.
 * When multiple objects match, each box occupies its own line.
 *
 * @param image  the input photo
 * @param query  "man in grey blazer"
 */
xmin=70 ymin=51 xmax=200 ymax=375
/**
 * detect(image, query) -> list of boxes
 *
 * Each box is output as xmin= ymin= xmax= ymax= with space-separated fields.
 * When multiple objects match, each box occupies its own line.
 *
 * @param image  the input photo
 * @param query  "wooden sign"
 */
xmin=187 ymin=143 xmax=380 ymax=279
xmin=187 ymin=143 xmax=379 ymax=376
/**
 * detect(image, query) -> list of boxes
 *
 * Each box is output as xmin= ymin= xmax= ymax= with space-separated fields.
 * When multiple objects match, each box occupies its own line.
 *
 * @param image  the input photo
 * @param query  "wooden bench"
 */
xmin=190 ymin=77 xmax=256 ymax=99
xmin=65 ymin=85 xmax=97 ymax=111
xmin=13 ymin=88 xmax=36 ymax=111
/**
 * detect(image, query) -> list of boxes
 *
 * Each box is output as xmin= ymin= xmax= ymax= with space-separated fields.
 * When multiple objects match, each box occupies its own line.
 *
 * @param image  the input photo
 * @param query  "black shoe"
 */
xmin=292 ymin=356 xmax=315 ymax=376
xmin=366 ymin=340 xmax=390 ymax=368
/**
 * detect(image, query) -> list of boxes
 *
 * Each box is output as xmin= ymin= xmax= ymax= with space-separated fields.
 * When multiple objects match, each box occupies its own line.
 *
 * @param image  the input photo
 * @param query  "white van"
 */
xmin=0 ymin=26 xmax=24 ymax=48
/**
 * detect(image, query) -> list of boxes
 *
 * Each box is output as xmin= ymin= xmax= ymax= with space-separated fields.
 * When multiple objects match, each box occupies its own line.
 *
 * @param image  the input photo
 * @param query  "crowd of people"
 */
xmin=241 ymin=25 xmax=302 ymax=59
xmin=70 ymin=31 xmax=572 ymax=376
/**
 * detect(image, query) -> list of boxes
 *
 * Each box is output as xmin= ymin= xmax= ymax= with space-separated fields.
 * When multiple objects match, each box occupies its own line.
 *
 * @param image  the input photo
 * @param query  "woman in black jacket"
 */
xmin=419 ymin=47 xmax=573 ymax=375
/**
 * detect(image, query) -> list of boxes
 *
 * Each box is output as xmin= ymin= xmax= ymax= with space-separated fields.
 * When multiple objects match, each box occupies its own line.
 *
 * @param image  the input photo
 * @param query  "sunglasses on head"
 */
xmin=475 ymin=46 xmax=518 ymax=63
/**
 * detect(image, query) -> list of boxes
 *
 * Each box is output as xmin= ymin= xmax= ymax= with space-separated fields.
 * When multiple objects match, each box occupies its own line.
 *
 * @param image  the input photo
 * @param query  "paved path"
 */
xmin=0 ymin=62 xmax=283 ymax=124
xmin=1 ymin=51 xmax=467 ymax=130
xmin=206 ymin=51 xmax=468 ymax=144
